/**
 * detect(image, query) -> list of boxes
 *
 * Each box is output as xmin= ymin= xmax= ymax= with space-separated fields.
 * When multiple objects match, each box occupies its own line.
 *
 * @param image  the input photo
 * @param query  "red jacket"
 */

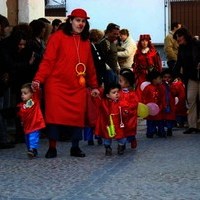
xmin=142 ymin=84 xmax=164 ymax=120
xmin=171 ymin=79 xmax=187 ymax=116
xmin=34 ymin=30 xmax=98 ymax=127
xmin=17 ymin=90 xmax=45 ymax=134
xmin=119 ymin=89 xmax=139 ymax=137
xmin=95 ymin=98 xmax=125 ymax=139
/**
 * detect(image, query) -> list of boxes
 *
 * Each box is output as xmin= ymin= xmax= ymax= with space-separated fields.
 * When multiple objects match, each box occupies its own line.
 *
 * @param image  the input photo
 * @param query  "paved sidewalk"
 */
xmin=0 ymin=120 xmax=200 ymax=200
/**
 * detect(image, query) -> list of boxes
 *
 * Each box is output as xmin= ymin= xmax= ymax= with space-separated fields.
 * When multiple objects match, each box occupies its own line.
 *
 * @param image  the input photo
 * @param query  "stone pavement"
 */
xmin=0 ymin=120 xmax=200 ymax=200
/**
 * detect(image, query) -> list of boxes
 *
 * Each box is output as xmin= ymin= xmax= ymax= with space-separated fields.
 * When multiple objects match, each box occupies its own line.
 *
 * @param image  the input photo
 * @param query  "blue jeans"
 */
xmin=146 ymin=120 xmax=165 ymax=136
xmin=104 ymin=138 xmax=127 ymax=146
xmin=25 ymin=130 xmax=40 ymax=150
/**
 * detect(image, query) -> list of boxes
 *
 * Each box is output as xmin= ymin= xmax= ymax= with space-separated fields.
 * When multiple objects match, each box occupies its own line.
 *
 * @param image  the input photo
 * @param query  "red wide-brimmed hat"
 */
xmin=67 ymin=8 xmax=90 ymax=19
xmin=139 ymin=34 xmax=151 ymax=41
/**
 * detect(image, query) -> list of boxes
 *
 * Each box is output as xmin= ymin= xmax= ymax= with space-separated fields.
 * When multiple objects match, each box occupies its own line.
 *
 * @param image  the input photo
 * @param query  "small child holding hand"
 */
xmin=17 ymin=83 xmax=45 ymax=158
xmin=95 ymin=83 xmax=127 ymax=156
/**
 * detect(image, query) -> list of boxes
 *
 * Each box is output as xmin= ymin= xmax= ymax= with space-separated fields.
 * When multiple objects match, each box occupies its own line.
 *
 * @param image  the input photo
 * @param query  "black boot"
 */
xmin=117 ymin=144 xmax=125 ymax=155
xmin=105 ymin=145 xmax=112 ymax=156
xmin=45 ymin=148 xmax=57 ymax=158
xmin=167 ymin=128 xmax=172 ymax=136
xmin=70 ymin=147 xmax=85 ymax=157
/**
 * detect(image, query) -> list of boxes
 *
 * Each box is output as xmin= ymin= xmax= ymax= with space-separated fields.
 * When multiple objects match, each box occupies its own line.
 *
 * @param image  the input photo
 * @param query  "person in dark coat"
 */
xmin=173 ymin=28 xmax=200 ymax=134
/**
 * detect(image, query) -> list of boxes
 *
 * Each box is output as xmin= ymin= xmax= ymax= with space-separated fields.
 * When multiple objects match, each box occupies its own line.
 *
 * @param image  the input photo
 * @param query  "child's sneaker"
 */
xmin=97 ymin=137 xmax=103 ymax=145
xmin=27 ymin=149 xmax=38 ymax=158
xmin=117 ymin=144 xmax=125 ymax=155
xmin=131 ymin=139 xmax=137 ymax=149
xmin=33 ymin=148 xmax=38 ymax=157
xmin=88 ymin=140 xmax=94 ymax=146
xmin=167 ymin=129 xmax=172 ymax=136
xmin=27 ymin=150 xmax=35 ymax=158
xmin=105 ymin=145 xmax=112 ymax=156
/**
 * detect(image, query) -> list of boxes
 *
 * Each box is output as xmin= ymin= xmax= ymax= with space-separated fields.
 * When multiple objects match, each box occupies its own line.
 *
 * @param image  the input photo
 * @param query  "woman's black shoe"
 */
xmin=45 ymin=148 xmax=57 ymax=158
xmin=183 ymin=128 xmax=198 ymax=134
xmin=70 ymin=147 xmax=85 ymax=157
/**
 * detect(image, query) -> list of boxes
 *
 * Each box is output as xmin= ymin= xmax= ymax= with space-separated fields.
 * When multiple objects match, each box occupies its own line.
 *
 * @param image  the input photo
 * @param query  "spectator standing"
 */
xmin=173 ymin=27 xmax=200 ymax=134
xmin=96 ymin=23 xmax=120 ymax=86
xmin=164 ymin=22 xmax=182 ymax=70
xmin=32 ymin=8 xmax=99 ymax=158
xmin=89 ymin=29 xmax=105 ymax=86
xmin=27 ymin=19 xmax=46 ymax=81
xmin=51 ymin=18 xmax=62 ymax=34
xmin=0 ymin=15 xmax=15 ymax=149
xmin=0 ymin=24 xmax=34 ymax=144
xmin=117 ymin=29 xmax=137 ymax=69
xmin=83 ymin=29 xmax=105 ymax=146
xmin=0 ymin=14 xmax=11 ymax=41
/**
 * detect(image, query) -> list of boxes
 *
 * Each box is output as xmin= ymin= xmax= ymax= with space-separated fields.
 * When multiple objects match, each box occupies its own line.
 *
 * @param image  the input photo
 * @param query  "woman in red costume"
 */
xmin=32 ymin=8 xmax=99 ymax=158
xmin=133 ymin=34 xmax=162 ymax=101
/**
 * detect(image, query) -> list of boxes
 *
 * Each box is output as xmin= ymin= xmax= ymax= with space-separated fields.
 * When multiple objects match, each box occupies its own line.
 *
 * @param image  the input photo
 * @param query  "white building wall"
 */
xmin=66 ymin=0 xmax=168 ymax=43
xmin=18 ymin=0 xmax=45 ymax=23
xmin=0 ymin=0 xmax=8 ymax=17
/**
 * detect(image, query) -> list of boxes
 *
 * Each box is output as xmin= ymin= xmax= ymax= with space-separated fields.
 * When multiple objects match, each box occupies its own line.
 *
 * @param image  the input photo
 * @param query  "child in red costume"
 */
xmin=141 ymin=70 xmax=164 ymax=138
xmin=171 ymin=74 xmax=188 ymax=128
xmin=118 ymin=68 xmax=139 ymax=148
xmin=95 ymin=83 xmax=127 ymax=156
xmin=160 ymin=69 xmax=177 ymax=136
xmin=17 ymin=83 xmax=45 ymax=158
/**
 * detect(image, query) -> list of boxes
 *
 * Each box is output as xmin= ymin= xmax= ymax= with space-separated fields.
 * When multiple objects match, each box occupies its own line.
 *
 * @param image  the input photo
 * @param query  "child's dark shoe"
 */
xmin=88 ymin=140 xmax=94 ymax=146
xmin=27 ymin=150 xmax=35 ymax=159
xmin=117 ymin=144 xmax=125 ymax=155
xmin=97 ymin=137 xmax=103 ymax=145
xmin=146 ymin=134 xmax=153 ymax=138
xmin=167 ymin=129 xmax=173 ymax=136
xmin=105 ymin=145 xmax=112 ymax=156
xmin=131 ymin=139 xmax=137 ymax=149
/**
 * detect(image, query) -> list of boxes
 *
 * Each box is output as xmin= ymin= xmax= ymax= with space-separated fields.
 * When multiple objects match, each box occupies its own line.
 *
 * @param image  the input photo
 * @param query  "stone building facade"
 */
xmin=1 ymin=0 xmax=45 ymax=26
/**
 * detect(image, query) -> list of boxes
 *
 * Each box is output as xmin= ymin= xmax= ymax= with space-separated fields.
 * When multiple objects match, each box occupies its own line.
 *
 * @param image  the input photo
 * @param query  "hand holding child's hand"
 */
xmin=31 ymin=80 xmax=40 ymax=91
xmin=91 ymin=88 xmax=100 ymax=97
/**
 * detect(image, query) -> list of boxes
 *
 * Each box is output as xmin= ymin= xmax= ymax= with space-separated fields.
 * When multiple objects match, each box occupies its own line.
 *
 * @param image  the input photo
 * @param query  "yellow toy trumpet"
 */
xmin=107 ymin=115 xmax=116 ymax=138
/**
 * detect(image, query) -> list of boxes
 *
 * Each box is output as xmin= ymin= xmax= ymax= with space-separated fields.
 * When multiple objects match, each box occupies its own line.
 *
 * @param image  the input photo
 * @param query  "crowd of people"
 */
xmin=0 ymin=8 xmax=200 ymax=159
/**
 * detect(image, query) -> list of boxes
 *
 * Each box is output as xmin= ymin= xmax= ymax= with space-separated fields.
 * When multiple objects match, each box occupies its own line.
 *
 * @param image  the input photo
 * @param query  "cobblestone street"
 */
xmin=0 ymin=120 xmax=200 ymax=200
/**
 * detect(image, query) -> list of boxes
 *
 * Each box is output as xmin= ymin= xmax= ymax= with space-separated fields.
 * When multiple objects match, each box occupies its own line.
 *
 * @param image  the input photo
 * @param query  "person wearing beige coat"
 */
xmin=117 ymin=29 xmax=137 ymax=69
xmin=164 ymin=22 xmax=181 ymax=69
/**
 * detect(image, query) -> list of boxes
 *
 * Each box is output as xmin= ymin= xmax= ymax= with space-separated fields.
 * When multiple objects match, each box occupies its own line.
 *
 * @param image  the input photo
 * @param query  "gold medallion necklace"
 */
xmin=73 ymin=35 xmax=86 ymax=86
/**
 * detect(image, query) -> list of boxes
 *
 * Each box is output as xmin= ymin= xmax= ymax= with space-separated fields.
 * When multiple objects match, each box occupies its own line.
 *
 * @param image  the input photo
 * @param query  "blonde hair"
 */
xmin=89 ymin=29 xmax=104 ymax=43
